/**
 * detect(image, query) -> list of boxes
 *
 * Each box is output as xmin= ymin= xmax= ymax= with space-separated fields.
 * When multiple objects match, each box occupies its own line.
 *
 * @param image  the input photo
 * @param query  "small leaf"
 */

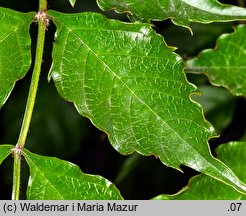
xmin=48 ymin=11 xmax=246 ymax=194
xmin=97 ymin=0 xmax=246 ymax=28
xmin=0 ymin=145 xmax=13 ymax=164
xmin=68 ymin=0 xmax=76 ymax=8
xmin=0 ymin=7 xmax=34 ymax=108
xmin=23 ymin=149 xmax=123 ymax=199
xmin=153 ymin=142 xmax=246 ymax=200
xmin=186 ymin=25 xmax=246 ymax=96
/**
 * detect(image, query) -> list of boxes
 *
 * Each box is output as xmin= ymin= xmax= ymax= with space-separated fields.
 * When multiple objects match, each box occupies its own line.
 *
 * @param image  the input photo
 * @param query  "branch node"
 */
xmin=35 ymin=11 xmax=49 ymax=26
xmin=12 ymin=146 xmax=23 ymax=156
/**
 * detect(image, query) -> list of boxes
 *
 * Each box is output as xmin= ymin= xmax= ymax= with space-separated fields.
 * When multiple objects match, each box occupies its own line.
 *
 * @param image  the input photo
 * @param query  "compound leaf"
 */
xmin=186 ymin=25 xmax=246 ymax=96
xmin=96 ymin=0 xmax=246 ymax=28
xmin=0 ymin=7 xmax=34 ymax=108
xmin=153 ymin=142 xmax=246 ymax=199
xmin=48 ymin=11 xmax=246 ymax=194
xmin=0 ymin=144 xmax=13 ymax=165
xmin=23 ymin=149 xmax=123 ymax=199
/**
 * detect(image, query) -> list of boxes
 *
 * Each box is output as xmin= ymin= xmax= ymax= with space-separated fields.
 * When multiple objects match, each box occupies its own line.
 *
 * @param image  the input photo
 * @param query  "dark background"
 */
xmin=0 ymin=0 xmax=245 ymax=199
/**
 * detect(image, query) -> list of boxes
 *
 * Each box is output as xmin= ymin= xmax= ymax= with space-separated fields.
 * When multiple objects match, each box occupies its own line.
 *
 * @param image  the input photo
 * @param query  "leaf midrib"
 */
xmin=52 ymin=20 xmax=222 ymax=175
xmin=25 ymin=153 xmax=120 ymax=199
xmin=49 ymin=13 xmax=246 ymax=194
xmin=62 ymin=24 xmax=193 ymax=147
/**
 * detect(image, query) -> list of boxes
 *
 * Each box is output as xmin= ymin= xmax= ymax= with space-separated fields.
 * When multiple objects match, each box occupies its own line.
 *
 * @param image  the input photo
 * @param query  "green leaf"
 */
xmin=96 ymin=0 xmax=246 ymax=28
xmin=0 ymin=7 xmax=34 ymax=108
xmin=23 ymin=149 xmax=123 ymax=199
xmin=48 ymin=11 xmax=246 ymax=194
xmin=153 ymin=142 xmax=246 ymax=200
xmin=68 ymin=0 xmax=76 ymax=7
xmin=186 ymin=25 xmax=246 ymax=96
xmin=0 ymin=145 xmax=13 ymax=165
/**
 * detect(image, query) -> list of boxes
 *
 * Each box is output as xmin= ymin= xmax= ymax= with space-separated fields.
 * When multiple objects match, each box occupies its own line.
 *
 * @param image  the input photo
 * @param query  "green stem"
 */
xmin=16 ymin=18 xmax=46 ymax=149
xmin=11 ymin=150 xmax=21 ymax=200
xmin=11 ymin=0 xmax=47 ymax=200
xmin=39 ymin=0 xmax=47 ymax=11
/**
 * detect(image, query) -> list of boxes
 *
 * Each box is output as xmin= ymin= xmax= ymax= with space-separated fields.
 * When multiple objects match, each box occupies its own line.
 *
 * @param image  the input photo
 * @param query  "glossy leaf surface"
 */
xmin=23 ymin=149 xmax=123 ymax=199
xmin=48 ymin=10 xmax=246 ymax=194
xmin=97 ymin=0 xmax=246 ymax=27
xmin=186 ymin=25 xmax=246 ymax=96
xmin=0 ymin=7 xmax=34 ymax=108
xmin=153 ymin=142 xmax=246 ymax=199
xmin=0 ymin=145 xmax=13 ymax=165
